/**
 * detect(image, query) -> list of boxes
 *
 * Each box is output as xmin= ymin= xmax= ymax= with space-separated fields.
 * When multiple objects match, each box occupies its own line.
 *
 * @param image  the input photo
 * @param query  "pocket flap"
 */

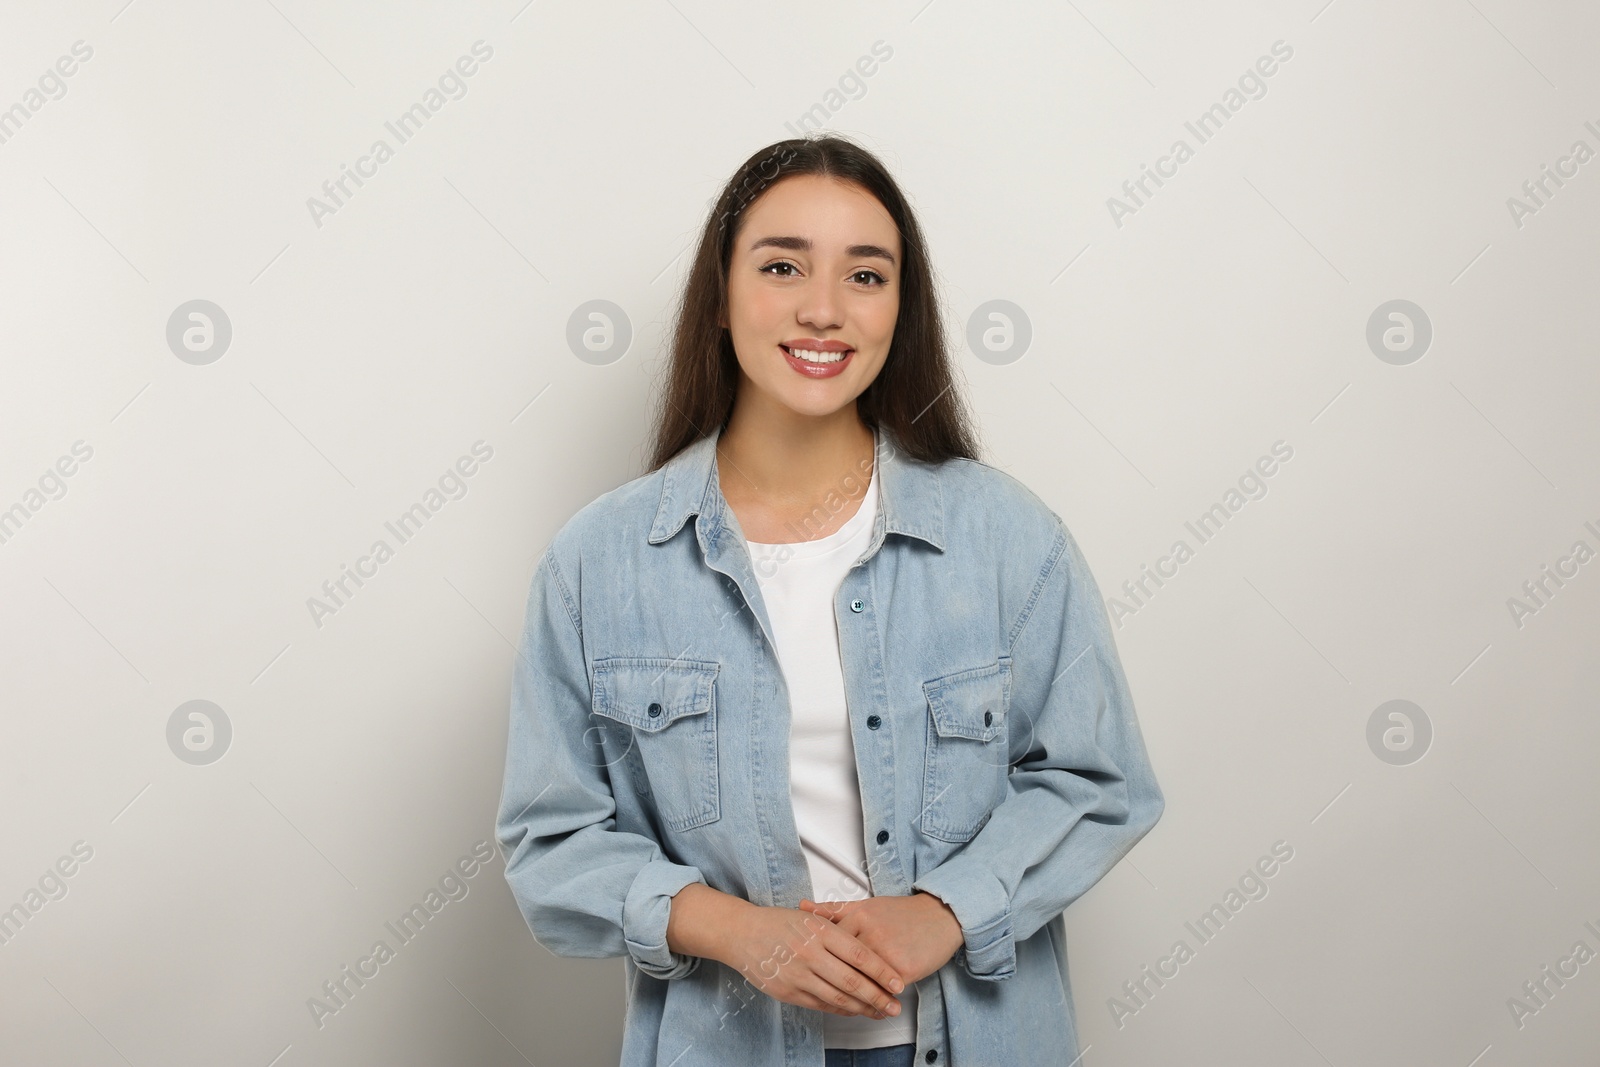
xmin=923 ymin=660 xmax=1008 ymax=742
xmin=592 ymin=657 xmax=719 ymax=733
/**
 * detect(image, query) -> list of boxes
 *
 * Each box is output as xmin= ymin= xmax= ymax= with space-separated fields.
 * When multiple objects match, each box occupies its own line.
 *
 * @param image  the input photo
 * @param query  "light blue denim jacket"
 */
xmin=495 ymin=425 xmax=1164 ymax=1066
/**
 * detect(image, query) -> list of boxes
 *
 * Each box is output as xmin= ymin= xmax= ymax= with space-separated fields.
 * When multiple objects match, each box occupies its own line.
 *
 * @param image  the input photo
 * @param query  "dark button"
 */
xmin=925 ymin=1051 xmax=938 ymax=1063
xmin=876 ymin=829 xmax=889 ymax=845
xmin=866 ymin=714 xmax=881 ymax=730
xmin=647 ymin=702 xmax=662 ymax=718
xmin=983 ymin=710 xmax=992 ymax=726
xmin=849 ymin=598 xmax=865 ymax=613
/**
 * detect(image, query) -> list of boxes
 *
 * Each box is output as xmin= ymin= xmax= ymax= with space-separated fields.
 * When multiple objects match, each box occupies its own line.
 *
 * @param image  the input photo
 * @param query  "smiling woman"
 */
xmin=734 ymin=207 xmax=899 ymax=389
xmin=495 ymin=134 xmax=1165 ymax=1067
xmin=709 ymin=172 xmax=908 ymax=544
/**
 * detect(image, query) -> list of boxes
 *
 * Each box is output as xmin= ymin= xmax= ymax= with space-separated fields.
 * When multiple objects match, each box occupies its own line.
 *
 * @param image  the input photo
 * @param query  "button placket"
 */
xmin=844 ymin=576 xmax=900 ymax=898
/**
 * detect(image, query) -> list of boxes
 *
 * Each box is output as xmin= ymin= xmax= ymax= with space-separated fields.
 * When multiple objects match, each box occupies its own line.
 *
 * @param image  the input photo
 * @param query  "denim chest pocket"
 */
xmin=591 ymin=657 xmax=722 ymax=832
xmin=920 ymin=658 xmax=1011 ymax=843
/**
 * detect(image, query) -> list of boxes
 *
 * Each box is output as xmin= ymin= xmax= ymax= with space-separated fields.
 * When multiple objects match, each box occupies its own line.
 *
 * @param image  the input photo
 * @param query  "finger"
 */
xmin=800 ymin=965 xmax=892 ymax=1019
xmin=790 ymin=986 xmax=878 ymax=1019
xmin=800 ymin=898 xmax=856 ymax=920
xmin=814 ymin=927 xmax=905 ymax=1014
xmin=821 ymin=924 xmax=906 ymax=1003
xmin=798 ymin=900 xmax=836 ymax=922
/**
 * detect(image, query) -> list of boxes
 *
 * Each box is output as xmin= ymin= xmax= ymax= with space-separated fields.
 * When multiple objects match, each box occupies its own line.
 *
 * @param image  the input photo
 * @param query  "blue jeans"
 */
xmin=824 ymin=1043 xmax=918 ymax=1067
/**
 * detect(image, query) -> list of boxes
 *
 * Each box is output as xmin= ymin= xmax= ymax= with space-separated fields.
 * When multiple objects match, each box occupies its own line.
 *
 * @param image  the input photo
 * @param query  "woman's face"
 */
xmin=722 ymin=174 xmax=901 ymax=422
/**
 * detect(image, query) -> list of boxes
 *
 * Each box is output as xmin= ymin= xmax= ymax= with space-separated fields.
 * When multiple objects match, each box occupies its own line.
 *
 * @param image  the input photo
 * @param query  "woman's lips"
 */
xmin=781 ymin=344 xmax=854 ymax=378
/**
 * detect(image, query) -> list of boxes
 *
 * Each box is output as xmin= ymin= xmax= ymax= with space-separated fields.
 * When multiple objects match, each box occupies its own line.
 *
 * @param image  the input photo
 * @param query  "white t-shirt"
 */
xmin=744 ymin=449 xmax=917 ymax=1049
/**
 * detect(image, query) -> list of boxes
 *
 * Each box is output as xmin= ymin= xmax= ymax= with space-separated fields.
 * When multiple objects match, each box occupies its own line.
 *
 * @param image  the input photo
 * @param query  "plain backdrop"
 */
xmin=2 ymin=1 xmax=1598 ymax=1064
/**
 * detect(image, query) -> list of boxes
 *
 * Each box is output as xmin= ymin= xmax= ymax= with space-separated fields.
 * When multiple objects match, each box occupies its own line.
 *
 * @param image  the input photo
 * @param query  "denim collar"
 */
xmin=648 ymin=424 xmax=946 ymax=552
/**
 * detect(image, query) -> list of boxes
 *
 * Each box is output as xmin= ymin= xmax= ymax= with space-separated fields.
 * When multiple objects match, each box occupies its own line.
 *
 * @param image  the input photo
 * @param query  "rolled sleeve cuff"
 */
xmin=622 ymin=859 xmax=709 ymax=980
xmin=912 ymin=862 xmax=1016 ymax=981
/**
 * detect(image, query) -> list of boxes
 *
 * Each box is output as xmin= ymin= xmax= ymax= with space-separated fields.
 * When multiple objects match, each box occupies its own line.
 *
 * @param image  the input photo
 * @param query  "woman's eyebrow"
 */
xmin=747 ymin=234 xmax=897 ymax=266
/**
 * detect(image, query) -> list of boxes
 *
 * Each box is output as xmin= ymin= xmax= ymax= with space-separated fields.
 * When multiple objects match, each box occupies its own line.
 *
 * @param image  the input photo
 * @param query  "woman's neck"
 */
xmin=715 ymin=406 xmax=876 ymax=541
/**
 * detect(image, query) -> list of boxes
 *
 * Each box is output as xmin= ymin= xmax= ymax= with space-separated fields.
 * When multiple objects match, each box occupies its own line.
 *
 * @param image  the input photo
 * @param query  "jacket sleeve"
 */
xmin=495 ymin=542 xmax=710 ymax=980
xmin=911 ymin=517 xmax=1164 ymax=981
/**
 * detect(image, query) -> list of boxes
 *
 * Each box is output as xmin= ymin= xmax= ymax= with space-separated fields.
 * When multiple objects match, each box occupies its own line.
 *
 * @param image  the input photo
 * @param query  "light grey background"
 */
xmin=3 ymin=1 xmax=1598 ymax=1064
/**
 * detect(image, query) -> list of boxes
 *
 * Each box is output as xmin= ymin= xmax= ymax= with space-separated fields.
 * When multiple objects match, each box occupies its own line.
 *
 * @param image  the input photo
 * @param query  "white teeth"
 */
xmin=786 ymin=346 xmax=850 ymax=364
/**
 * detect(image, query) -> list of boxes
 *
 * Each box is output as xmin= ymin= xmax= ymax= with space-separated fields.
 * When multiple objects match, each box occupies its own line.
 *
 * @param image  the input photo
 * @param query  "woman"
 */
xmin=496 ymin=135 xmax=1164 ymax=1067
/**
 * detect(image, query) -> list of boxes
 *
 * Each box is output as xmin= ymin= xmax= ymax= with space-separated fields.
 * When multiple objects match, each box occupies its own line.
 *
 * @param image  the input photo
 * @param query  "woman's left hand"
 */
xmin=797 ymin=891 xmax=965 ymax=987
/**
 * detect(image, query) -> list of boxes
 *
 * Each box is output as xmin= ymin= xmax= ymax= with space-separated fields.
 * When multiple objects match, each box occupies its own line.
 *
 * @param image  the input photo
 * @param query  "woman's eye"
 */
xmin=759 ymin=262 xmax=886 ymax=287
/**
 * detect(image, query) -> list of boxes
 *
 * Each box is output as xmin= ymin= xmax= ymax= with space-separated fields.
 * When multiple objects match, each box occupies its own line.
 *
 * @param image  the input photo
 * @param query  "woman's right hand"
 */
xmin=716 ymin=902 xmax=907 ymax=1019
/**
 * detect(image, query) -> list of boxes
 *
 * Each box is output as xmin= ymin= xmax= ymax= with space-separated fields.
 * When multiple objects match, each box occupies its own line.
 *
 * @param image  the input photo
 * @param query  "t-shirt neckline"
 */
xmin=744 ymin=439 xmax=878 ymax=560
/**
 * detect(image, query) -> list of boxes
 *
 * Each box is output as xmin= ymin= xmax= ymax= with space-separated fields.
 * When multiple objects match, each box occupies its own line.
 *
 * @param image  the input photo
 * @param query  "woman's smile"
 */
xmin=781 ymin=340 xmax=856 ymax=378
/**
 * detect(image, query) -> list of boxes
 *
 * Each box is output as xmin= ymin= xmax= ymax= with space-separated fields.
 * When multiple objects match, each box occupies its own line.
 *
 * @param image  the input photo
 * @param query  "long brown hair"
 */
xmin=643 ymin=134 xmax=983 ymax=472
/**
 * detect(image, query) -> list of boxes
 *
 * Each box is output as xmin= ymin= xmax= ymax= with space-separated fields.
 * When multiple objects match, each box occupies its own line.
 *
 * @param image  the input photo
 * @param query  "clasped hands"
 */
xmin=720 ymin=889 xmax=966 ymax=1023
xmin=802 ymin=891 xmax=966 ymax=1017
